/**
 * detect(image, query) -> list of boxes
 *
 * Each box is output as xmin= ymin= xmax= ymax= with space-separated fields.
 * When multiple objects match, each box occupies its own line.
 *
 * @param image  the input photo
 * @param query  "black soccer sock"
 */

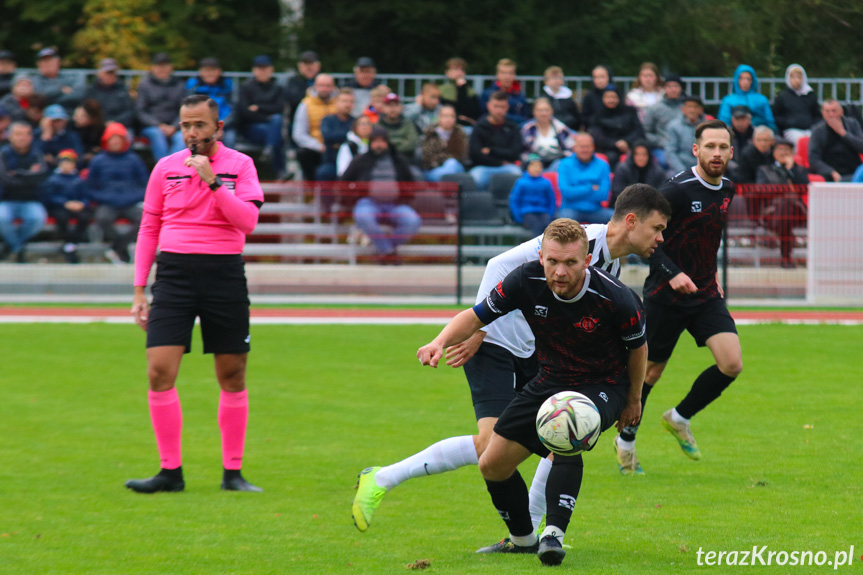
xmin=676 ymin=365 xmax=736 ymax=419
xmin=484 ymin=470 xmax=534 ymax=538
xmin=619 ymin=383 xmax=653 ymax=442
xmin=223 ymin=468 xmax=243 ymax=481
xmin=544 ymin=454 xmax=584 ymax=534
xmin=158 ymin=466 xmax=183 ymax=480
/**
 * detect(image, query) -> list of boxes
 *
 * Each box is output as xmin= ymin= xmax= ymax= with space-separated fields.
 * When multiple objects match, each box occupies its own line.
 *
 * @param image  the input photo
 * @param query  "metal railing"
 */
xmin=16 ymin=68 xmax=863 ymax=107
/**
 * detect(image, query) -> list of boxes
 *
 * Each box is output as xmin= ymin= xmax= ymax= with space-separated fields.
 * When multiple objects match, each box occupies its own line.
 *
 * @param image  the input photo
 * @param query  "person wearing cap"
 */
xmin=137 ymin=53 xmax=187 ymax=161
xmin=346 ymin=57 xmax=382 ymax=117
xmin=36 ymin=103 xmax=83 ymax=167
xmin=0 ymin=50 xmax=16 ymax=99
xmin=40 ymin=149 xmax=92 ymax=263
xmin=291 ymin=73 xmax=337 ymax=180
xmin=340 ymin=125 xmax=421 ymax=263
xmin=30 ymin=47 xmax=85 ymax=112
xmin=83 ymin=58 xmax=134 ymax=131
xmin=186 ymin=57 xmax=236 ymax=147
xmin=378 ymin=92 xmax=419 ymax=163
xmin=238 ymin=55 xmax=287 ymax=178
xmin=0 ymin=75 xmax=35 ymax=123
xmin=469 ymin=91 xmax=523 ymax=190
xmin=755 ymin=137 xmax=809 ymax=268
xmin=0 ymin=121 xmax=49 ymax=262
xmin=642 ymin=73 xmax=686 ymax=169
xmin=729 ymin=105 xmax=754 ymax=154
xmin=285 ymin=50 xmax=320 ymax=124
xmin=665 ymin=96 xmax=707 ymax=174
xmin=718 ymin=64 xmax=777 ymax=131
xmin=480 ymin=59 xmax=529 ymax=125
xmin=508 ymin=153 xmax=557 ymax=236
xmin=86 ymin=122 xmax=148 ymax=263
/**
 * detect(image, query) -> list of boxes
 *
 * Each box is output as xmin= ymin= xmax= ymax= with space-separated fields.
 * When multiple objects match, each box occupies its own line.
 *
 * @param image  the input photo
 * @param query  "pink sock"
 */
xmin=148 ymin=388 xmax=182 ymax=469
xmin=218 ymin=389 xmax=249 ymax=470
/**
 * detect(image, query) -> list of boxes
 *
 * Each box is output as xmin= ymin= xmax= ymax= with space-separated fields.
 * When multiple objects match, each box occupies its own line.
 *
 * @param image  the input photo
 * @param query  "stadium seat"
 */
xmin=595 ymin=153 xmax=610 ymax=165
xmin=459 ymin=191 xmax=502 ymax=225
xmin=440 ymin=172 xmax=478 ymax=193
xmin=488 ymin=172 xmax=521 ymax=221
xmin=795 ymin=136 xmax=810 ymax=169
xmin=541 ymin=171 xmax=562 ymax=208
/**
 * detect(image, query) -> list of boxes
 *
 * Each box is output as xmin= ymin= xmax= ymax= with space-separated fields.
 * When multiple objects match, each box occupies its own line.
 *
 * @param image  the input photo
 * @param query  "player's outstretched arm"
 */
xmin=617 ymin=342 xmax=648 ymax=432
xmin=445 ymin=330 xmax=487 ymax=368
xmin=417 ymin=309 xmax=485 ymax=368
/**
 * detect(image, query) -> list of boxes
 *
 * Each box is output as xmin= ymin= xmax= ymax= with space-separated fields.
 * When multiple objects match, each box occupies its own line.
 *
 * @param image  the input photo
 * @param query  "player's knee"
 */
xmin=473 ymin=430 xmax=492 ymax=457
xmin=718 ymin=358 xmax=743 ymax=378
xmin=478 ymin=453 xmax=511 ymax=482
xmin=147 ymin=364 xmax=177 ymax=391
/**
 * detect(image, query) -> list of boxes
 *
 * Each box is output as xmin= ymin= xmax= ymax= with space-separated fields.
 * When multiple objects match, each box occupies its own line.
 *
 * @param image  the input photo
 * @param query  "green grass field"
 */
xmin=2 ymin=322 xmax=862 ymax=574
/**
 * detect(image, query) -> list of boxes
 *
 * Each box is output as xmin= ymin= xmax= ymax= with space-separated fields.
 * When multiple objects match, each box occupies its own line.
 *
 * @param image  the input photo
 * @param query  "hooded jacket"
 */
xmin=772 ymin=64 xmax=820 ymax=133
xmin=718 ymin=65 xmax=776 ymax=131
xmin=589 ymin=100 xmax=644 ymax=154
xmin=86 ymin=123 xmax=148 ymax=208
xmin=581 ymin=66 xmax=619 ymax=129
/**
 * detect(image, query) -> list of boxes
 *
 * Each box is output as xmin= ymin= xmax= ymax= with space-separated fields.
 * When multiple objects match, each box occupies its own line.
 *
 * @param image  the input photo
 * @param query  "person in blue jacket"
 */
xmin=509 ymin=154 xmax=556 ymax=235
xmin=40 ymin=149 xmax=91 ymax=263
xmin=87 ymin=122 xmax=148 ymax=263
xmin=718 ymin=65 xmax=776 ymax=131
xmin=557 ymin=133 xmax=613 ymax=223
xmin=186 ymin=57 xmax=235 ymax=147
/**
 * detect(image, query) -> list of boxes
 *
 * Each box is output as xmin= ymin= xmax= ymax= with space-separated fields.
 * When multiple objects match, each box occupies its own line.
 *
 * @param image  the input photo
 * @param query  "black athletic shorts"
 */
xmin=493 ymin=377 xmax=629 ymax=457
xmin=644 ymin=296 xmax=737 ymax=363
xmin=463 ymin=341 xmax=538 ymax=420
xmin=146 ymin=252 xmax=251 ymax=354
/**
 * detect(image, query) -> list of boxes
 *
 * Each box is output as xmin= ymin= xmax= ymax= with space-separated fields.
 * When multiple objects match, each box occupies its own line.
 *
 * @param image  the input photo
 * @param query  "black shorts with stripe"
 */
xmin=146 ymin=252 xmax=251 ymax=354
xmin=493 ymin=376 xmax=629 ymax=457
xmin=463 ymin=341 xmax=538 ymax=420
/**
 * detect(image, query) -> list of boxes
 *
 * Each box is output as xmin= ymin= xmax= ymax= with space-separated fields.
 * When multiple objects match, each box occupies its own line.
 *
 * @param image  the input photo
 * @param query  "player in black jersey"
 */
xmin=615 ymin=119 xmax=743 ymax=472
xmin=418 ymin=219 xmax=647 ymax=566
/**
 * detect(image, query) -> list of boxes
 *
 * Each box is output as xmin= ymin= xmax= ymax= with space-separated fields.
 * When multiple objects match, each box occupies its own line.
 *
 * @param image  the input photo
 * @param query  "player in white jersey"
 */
xmin=352 ymin=184 xmax=671 ymax=533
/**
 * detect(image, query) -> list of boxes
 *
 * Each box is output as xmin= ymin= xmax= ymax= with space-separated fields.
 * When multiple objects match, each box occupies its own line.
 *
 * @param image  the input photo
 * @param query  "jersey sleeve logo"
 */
xmin=575 ymin=317 xmax=599 ymax=332
xmin=691 ymin=201 xmax=702 ymax=213
xmin=495 ymin=281 xmax=505 ymax=299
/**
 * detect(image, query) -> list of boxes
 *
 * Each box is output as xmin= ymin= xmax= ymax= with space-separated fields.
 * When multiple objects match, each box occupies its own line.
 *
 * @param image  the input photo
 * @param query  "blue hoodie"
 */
xmin=42 ymin=169 xmax=89 ymax=207
xmin=557 ymin=154 xmax=611 ymax=213
xmin=718 ymin=65 xmax=777 ymax=131
xmin=86 ymin=150 xmax=148 ymax=208
xmin=509 ymin=173 xmax=556 ymax=223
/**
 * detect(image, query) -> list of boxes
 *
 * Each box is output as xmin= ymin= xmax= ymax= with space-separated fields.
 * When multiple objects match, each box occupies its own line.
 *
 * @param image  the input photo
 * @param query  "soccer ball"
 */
xmin=536 ymin=391 xmax=602 ymax=455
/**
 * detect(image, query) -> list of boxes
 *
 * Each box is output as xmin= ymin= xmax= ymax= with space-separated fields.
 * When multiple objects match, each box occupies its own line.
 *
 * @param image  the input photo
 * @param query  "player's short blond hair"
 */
xmin=543 ymin=218 xmax=588 ymax=253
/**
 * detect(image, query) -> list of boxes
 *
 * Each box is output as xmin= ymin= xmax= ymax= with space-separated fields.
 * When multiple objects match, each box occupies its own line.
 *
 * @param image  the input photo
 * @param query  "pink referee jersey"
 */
xmin=134 ymin=143 xmax=264 ymax=286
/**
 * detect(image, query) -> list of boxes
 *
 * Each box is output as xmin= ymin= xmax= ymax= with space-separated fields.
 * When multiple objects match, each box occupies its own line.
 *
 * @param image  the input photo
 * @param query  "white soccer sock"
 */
xmin=671 ymin=408 xmax=690 ymax=425
xmin=528 ymin=457 xmax=552 ymax=532
xmin=541 ymin=525 xmax=565 ymax=545
xmin=510 ymin=532 xmax=539 ymax=547
xmin=375 ymin=435 xmax=478 ymax=490
xmin=616 ymin=436 xmax=636 ymax=451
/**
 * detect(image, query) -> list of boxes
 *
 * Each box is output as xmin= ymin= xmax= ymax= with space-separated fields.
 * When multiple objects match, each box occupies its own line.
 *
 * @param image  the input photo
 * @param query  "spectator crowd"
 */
xmin=1 ymin=46 xmax=861 ymax=264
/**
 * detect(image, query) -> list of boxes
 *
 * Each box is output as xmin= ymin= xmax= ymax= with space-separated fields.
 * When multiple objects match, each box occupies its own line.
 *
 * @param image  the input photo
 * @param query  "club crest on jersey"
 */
xmin=691 ymin=201 xmax=702 ymax=213
xmin=534 ymin=305 xmax=548 ymax=318
xmin=576 ymin=317 xmax=599 ymax=332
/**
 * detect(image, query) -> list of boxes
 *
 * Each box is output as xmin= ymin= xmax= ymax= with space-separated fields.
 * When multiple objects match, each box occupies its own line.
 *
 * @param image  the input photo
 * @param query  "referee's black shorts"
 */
xmin=146 ymin=252 xmax=251 ymax=355
xmin=463 ymin=341 xmax=538 ymax=420
xmin=644 ymin=296 xmax=737 ymax=364
xmin=493 ymin=377 xmax=629 ymax=457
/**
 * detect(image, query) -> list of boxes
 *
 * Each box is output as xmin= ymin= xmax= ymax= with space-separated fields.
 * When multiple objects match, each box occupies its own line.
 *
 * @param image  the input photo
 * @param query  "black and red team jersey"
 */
xmin=473 ymin=262 xmax=646 ymax=389
xmin=644 ymin=166 xmax=735 ymax=306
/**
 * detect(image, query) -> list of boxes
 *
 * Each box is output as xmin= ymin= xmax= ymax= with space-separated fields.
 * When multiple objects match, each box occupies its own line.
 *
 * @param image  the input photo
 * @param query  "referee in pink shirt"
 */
xmin=127 ymin=95 xmax=265 ymax=493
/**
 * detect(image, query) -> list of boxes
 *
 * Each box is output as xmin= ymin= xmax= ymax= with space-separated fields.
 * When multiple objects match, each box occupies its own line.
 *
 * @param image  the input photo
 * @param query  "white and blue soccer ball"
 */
xmin=536 ymin=391 xmax=602 ymax=455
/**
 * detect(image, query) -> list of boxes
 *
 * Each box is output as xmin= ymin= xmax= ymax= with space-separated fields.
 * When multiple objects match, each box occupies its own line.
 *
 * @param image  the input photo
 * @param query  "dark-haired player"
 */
xmin=616 ymin=119 xmax=742 ymax=471
xmin=417 ymin=219 xmax=648 ymax=566
xmin=126 ymin=95 xmax=264 ymax=493
xmin=352 ymin=185 xmax=670 ymax=531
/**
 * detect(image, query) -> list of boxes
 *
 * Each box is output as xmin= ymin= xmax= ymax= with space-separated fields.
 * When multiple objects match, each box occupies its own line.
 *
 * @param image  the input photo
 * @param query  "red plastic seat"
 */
xmin=795 ymin=136 xmax=810 ymax=169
